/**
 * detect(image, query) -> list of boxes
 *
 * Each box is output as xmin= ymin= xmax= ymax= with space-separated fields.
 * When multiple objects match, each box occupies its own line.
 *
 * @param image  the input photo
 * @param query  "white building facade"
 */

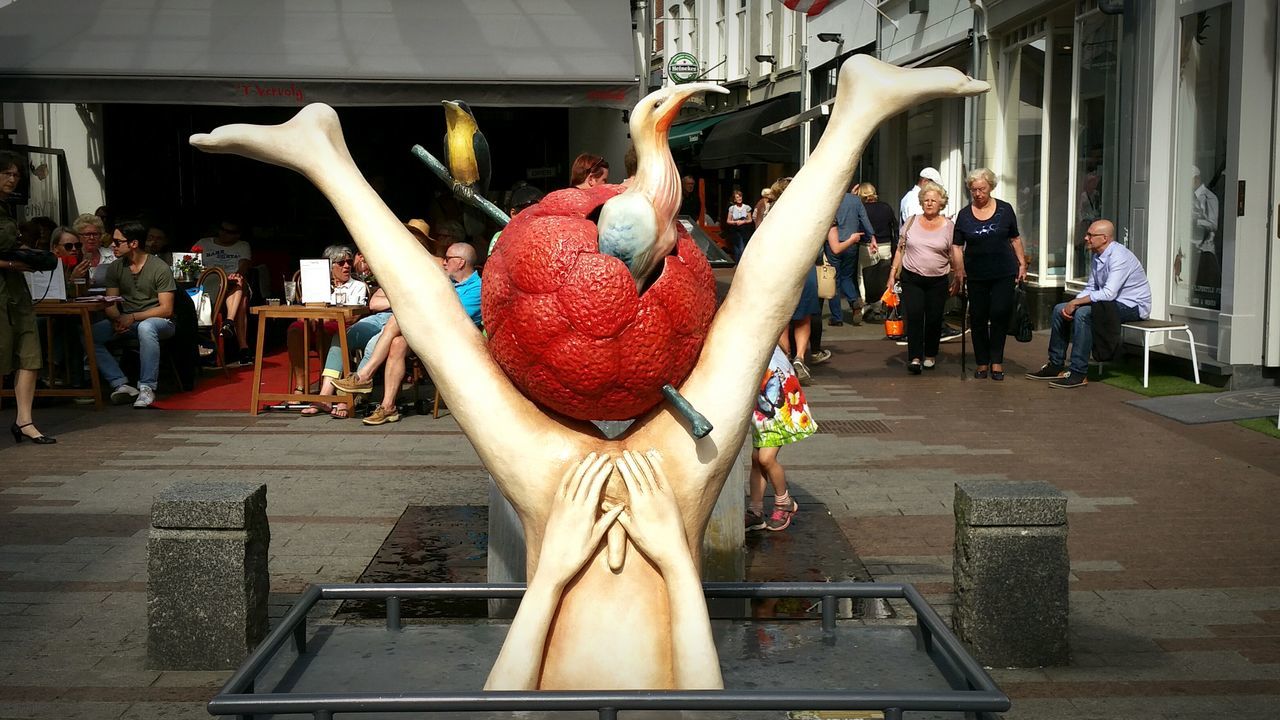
xmin=656 ymin=0 xmax=1279 ymax=384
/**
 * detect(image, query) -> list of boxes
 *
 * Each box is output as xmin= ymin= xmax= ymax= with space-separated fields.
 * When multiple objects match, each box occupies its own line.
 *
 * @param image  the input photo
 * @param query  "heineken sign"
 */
xmin=668 ymin=52 xmax=700 ymax=84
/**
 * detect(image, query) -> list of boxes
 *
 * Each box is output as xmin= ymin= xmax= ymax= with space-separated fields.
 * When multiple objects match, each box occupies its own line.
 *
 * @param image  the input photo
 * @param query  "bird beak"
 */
xmin=655 ymin=83 xmax=729 ymax=133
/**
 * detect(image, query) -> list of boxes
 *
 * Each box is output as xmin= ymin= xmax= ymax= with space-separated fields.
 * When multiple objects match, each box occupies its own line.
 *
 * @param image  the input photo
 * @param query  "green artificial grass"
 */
xmin=1236 ymin=417 xmax=1280 ymax=439
xmin=1088 ymin=359 xmax=1224 ymax=398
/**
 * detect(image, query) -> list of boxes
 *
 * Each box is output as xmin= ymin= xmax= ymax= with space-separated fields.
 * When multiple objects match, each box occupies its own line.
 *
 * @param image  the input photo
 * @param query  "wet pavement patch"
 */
xmin=335 ymin=505 xmax=490 ymax=620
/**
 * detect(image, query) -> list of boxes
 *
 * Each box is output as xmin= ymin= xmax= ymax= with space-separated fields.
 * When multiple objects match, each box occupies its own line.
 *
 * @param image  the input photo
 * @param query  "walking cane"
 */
xmin=960 ymin=284 xmax=968 ymax=380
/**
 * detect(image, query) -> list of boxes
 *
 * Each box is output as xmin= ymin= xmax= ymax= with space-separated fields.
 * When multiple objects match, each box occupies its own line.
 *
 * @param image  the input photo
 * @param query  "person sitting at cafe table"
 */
xmin=306 ymin=225 xmax=447 ymax=422
xmin=286 ymin=244 xmax=368 ymax=415
xmin=44 ymin=225 xmax=90 ymax=386
xmin=69 ymin=213 xmax=116 ymax=288
xmin=329 ymin=242 xmax=482 ymax=424
xmin=198 ymin=218 xmax=255 ymax=365
xmin=90 ymin=220 xmax=177 ymax=409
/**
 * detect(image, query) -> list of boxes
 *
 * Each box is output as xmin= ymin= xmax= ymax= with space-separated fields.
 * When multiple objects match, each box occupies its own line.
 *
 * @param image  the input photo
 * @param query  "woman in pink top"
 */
xmin=889 ymin=182 xmax=965 ymax=374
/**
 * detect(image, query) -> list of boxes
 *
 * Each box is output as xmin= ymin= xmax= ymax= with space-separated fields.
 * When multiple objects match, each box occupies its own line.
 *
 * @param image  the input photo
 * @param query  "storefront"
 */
xmin=980 ymin=0 xmax=1278 ymax=379
xmin=0 ymin=0 xmax=639 ymax=244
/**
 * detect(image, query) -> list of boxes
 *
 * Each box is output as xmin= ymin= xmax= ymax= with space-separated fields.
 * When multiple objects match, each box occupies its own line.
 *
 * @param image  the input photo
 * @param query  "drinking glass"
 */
xmin=284 ymin=281 xmax=297 ymax=305
xmin=333 ymin=288 xmax=348 ymax=306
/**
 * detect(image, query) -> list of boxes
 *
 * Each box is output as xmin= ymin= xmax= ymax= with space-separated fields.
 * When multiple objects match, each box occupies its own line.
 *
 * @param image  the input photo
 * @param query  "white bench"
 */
xmin=1121 ymin=319 xmax=1200 ymax=388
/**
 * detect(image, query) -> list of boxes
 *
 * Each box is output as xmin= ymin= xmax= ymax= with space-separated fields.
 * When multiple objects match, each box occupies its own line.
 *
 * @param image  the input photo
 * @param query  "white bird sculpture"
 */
xmin=597 ymin=83 xmax=728 ymax=290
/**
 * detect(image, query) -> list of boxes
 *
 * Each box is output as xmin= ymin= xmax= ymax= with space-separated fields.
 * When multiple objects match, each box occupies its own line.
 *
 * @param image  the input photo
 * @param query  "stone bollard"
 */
xmin=953 ymin=480 xmax=1068 ymax=667
xmin=147 ymin=482 xmax=270 ymax=670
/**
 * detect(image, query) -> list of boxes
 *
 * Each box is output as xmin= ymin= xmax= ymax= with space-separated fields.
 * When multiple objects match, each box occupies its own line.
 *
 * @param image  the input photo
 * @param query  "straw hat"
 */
xmin=405 ymin=219 xmax=432 ymax=243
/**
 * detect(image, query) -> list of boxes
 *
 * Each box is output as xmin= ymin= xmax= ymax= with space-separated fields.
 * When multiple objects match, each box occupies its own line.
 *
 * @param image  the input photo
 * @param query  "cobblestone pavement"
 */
xmin=0 ymin=323 xmax=1276 ymax=719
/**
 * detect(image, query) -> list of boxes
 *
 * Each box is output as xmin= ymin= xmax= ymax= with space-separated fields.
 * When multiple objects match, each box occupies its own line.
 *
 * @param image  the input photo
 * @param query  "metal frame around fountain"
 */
xmin=209 ymin=581 xmax=1010 ymax=720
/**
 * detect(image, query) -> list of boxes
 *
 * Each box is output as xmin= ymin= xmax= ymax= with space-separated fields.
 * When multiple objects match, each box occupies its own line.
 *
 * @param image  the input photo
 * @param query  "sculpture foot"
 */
xmin=190 ymin=103 xmax=351 ymax=181
xmin=661 ymin=384 xmax=713 ymax=439
xmin=835 ymin=55 xmax=989 ymax=123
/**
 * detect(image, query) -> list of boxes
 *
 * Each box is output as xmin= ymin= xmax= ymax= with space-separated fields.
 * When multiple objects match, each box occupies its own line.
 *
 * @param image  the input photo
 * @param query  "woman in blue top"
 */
xmin=953 ymin=168 xmax=1027 ymax=381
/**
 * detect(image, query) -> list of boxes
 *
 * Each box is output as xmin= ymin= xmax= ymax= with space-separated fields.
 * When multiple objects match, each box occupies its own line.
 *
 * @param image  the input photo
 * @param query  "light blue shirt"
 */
xmin=453 ymin=271 xmax=483 ymax=327
xmin=1078 ymin=241 xmax=1151 ymax=319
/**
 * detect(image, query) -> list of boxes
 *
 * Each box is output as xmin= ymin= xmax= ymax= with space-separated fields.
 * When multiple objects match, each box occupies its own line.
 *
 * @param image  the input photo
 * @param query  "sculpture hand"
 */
xmin=536 ymin=452 xmax=623 ymax=588
xmin=615 ymin=450 xmax=691 ymax=572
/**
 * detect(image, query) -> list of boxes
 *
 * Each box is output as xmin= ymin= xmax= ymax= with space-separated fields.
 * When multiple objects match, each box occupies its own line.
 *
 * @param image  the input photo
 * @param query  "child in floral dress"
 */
xmin=746 ymin=346 xmax=818 ymax=531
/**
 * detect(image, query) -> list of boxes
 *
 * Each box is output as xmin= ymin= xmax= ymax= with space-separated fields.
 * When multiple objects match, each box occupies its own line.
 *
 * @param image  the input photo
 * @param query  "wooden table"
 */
xmin=0 ymin=299 xmax=109 ymax=410
xmin=249 ymin=304 xmax=368 ymax=416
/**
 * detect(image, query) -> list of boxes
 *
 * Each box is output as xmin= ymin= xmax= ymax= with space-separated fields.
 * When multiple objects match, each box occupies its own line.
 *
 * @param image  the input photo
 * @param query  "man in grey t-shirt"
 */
xmin=91 ymin=220 xmax=177 ymax=408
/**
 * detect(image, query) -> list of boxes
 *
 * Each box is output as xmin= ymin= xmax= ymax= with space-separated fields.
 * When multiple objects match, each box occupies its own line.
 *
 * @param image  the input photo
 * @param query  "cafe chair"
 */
xmin=195 ymin=266 xmax=231 ymax=376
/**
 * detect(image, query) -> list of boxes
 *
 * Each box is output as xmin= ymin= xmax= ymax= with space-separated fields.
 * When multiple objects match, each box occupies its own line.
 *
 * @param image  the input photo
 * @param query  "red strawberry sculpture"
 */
xmin=482 ymin=184 xmax=717 ymax=421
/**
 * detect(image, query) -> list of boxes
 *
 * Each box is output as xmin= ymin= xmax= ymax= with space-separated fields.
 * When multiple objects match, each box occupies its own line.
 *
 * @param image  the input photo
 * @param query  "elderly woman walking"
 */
xmin=889 ymin=181 xmax=962 ymax=374
xmin=954 ymin=168 xmax=1026 ymax=380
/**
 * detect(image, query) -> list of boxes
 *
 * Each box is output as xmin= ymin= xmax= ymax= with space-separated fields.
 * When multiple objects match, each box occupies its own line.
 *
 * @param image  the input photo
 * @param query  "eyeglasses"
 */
xmin=1083 ymin=232 xmax=1108 ymax=239
xmin=109 ymin=238 xmax=131 ymax=247
xmin=444 ymin=255 xmax=465 ymax=262
xmin=61 ymin=242 xmax=82 ymax=250
xmin=78 ymin=231 xmax=101 ymax=239
xmin=334 ymin=259 xmax=353 ymax=267
xmin=0 ymin=170 xmax=19 ymax=179
xmin=588 ymin=157 xmax=608 ymax=175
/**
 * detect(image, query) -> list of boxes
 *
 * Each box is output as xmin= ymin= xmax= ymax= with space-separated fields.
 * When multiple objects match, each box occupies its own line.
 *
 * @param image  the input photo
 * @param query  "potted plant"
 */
xmin=174 ymin=245 xmax=203 ymax=282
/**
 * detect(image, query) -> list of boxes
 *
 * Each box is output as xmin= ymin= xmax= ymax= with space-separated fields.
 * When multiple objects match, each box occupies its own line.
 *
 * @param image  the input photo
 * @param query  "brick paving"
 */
xmin=0 ymin=322 xmax=1276 ymax=719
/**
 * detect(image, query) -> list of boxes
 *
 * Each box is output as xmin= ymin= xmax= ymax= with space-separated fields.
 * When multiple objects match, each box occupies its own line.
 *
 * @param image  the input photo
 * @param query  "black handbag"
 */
xmin=0 ymin=247 xmax=58 ymax=272
xmin=1008 ymin=282 xmax=1034 ymax=343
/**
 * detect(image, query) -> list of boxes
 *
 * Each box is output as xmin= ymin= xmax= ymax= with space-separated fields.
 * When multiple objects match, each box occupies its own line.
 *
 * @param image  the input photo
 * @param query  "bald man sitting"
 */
xmin=1026 ymin=219 xmax=1150 ymax=389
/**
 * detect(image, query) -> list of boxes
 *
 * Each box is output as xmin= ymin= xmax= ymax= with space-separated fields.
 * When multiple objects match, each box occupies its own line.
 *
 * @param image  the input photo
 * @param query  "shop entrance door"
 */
xmin=1167 ymin=0 xmax=1275 ymax=366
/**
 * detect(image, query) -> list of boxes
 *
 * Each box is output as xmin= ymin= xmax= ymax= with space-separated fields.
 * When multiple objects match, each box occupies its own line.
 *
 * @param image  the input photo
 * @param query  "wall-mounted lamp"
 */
xmin=816 ymin=33 xmax=843 ymax=43
xmin=754 ymin=54 xmax=776 ymax=65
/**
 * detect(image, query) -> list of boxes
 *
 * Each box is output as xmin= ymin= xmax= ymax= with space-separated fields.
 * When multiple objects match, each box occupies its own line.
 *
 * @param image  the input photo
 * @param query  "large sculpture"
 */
xmin=191 ymin=55 xmax=987 ymax=691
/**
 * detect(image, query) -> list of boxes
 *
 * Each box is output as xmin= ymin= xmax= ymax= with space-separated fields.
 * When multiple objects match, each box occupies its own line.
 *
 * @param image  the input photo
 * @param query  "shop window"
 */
xmin=1171 ymin=5 xmax=1230 ymax=312
xmin=1068 ymin=10 xmax=1121 ymax=285
xmin=1006 ymin=38 xmax=1045 ymax=278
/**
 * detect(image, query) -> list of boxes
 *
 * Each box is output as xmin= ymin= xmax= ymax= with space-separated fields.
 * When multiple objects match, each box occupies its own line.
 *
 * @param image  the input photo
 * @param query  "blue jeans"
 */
xmin=825 ymin=249 xmax=860 ymax=321
xmin=93 ymin=317 xmax=176 ymax=390
xmin=323 ymin=311 xmax=392 ymax=376
xmin=1049 ymin=302 xmax=1141 ymax=374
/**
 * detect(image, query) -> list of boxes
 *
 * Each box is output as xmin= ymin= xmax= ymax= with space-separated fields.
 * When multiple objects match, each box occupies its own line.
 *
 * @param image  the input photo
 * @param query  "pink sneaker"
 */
xmin=765 ymin=498 xmax=798 ymax=531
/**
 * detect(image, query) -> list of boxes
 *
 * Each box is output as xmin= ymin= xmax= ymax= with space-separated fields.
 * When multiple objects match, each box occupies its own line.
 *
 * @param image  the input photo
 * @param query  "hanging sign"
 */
xmin=668 ymin=53 xmax=700 ymax=84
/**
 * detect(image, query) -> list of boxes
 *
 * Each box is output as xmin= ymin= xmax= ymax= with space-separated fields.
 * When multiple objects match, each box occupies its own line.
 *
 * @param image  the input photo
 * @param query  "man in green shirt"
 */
xmin=91 ymin=220 xmax=176 ymax=408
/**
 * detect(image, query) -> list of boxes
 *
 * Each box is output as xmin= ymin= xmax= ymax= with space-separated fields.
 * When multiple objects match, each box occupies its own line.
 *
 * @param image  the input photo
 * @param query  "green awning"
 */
xmin=668 ymin=115 xmax=728 ymax=150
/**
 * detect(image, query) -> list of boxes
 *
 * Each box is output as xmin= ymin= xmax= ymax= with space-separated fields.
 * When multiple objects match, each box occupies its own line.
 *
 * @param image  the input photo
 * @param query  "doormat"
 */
xmin=336 ymin=494 xmax=869 ymax=621
xmin=1128 ymin=387 xmax=1280 ymax=425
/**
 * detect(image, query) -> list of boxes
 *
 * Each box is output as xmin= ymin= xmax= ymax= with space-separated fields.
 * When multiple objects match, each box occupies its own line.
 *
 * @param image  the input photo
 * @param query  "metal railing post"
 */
xmin=386 ymin=596 xmax=402 ymax=631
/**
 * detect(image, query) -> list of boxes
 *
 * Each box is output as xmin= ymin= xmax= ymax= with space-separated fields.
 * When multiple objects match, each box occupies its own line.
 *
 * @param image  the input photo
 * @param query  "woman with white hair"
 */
xmin=288 ymin=244 xmax=368 ymax=417
xmin=954 ymin=168 xmax=1026 ymax=381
